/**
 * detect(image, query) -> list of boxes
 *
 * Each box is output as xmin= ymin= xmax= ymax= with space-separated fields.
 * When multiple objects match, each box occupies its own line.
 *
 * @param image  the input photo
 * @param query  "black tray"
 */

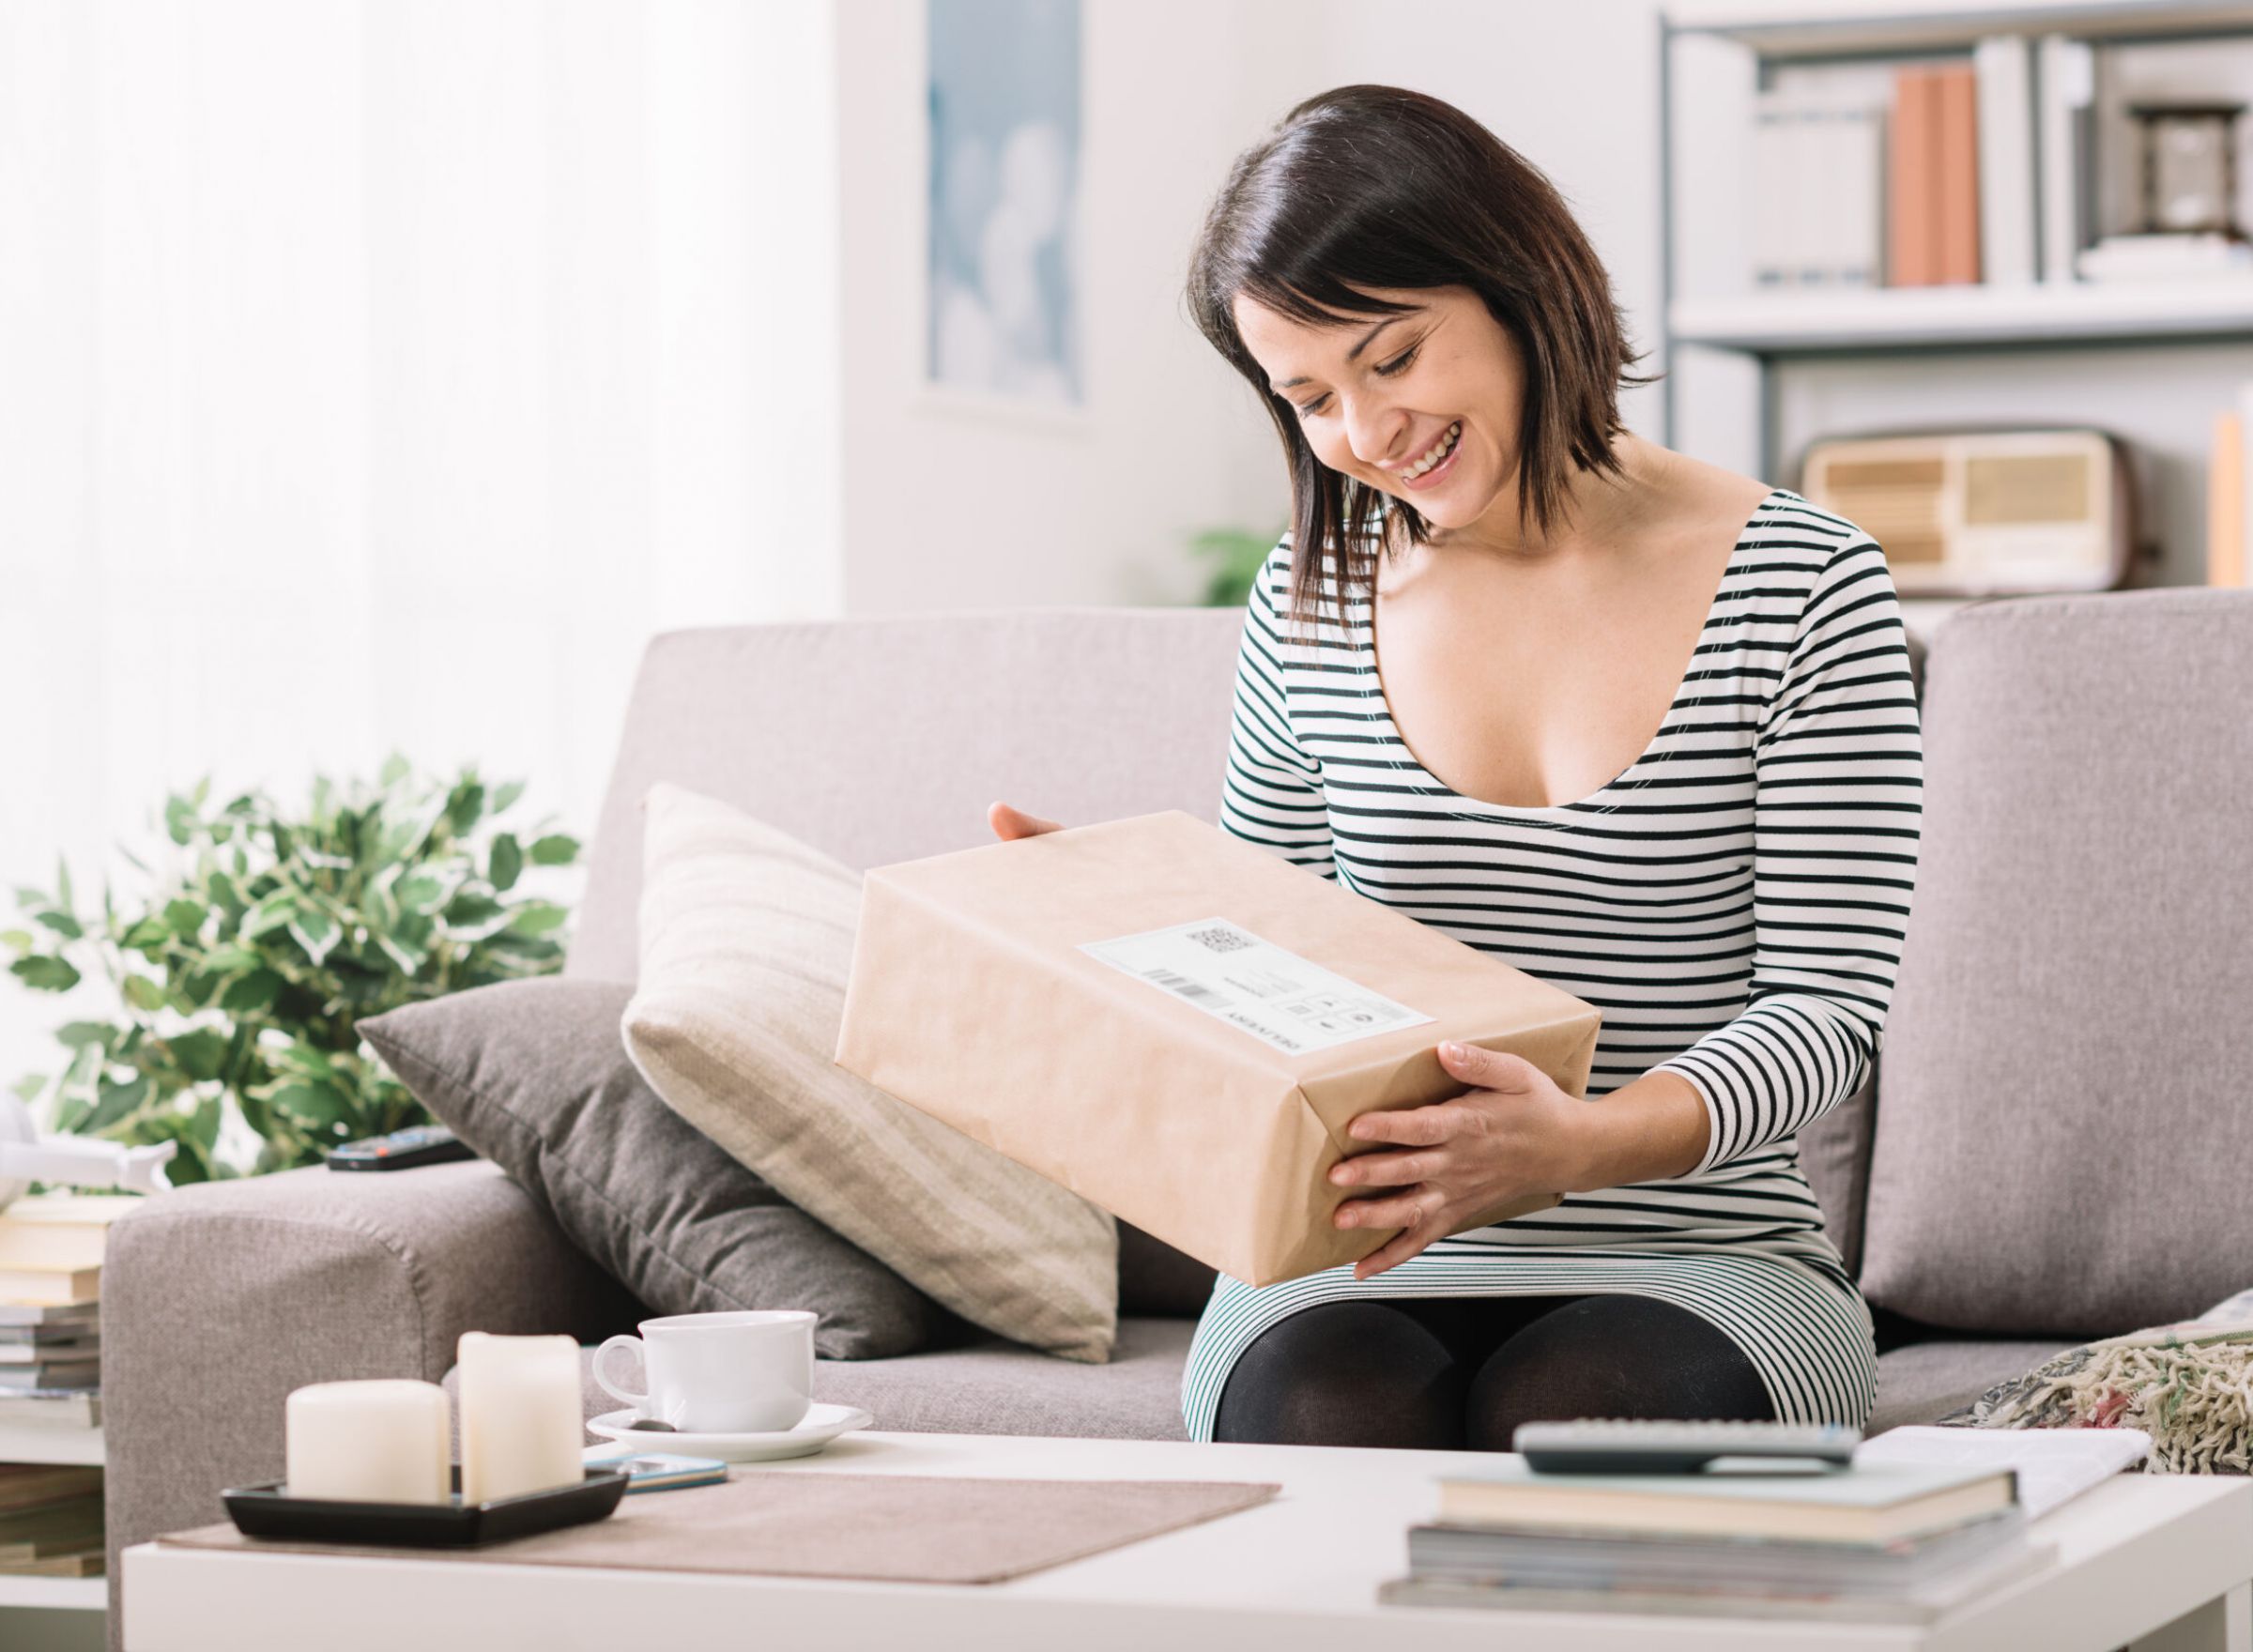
xmin=222 ymin=1464 xmax=629 ymax=1548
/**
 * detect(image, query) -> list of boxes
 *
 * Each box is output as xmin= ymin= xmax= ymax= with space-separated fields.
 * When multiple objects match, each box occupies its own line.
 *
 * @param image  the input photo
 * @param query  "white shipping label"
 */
xmin=1077 ymin=917 xmax=1433 ymax=1055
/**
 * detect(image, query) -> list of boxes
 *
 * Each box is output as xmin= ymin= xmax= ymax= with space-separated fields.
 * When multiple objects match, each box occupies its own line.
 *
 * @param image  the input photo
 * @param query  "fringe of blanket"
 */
xmin=1945 ymin=1329 xmax=2253 ymax=1474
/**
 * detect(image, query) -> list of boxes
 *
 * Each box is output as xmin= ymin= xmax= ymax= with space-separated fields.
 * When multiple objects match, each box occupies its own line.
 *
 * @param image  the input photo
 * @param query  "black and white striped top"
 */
xmin=1179 ymin=485 xmax=1923 ymax=1438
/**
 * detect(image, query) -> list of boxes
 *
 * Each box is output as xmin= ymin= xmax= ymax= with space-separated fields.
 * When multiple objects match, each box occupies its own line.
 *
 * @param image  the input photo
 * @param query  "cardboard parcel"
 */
xmin=833 ymin=811 xmax=1603 ymax=1288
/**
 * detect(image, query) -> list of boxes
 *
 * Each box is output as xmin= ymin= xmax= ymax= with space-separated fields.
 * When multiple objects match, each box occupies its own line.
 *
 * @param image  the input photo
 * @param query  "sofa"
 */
xmin=98 ymin=584 xmax=2253 ymax=1623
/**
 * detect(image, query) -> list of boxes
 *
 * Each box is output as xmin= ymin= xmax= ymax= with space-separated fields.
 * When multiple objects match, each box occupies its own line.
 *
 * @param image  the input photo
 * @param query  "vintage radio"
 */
xmin=1798 ymin=426 xmax=2143 ymax=596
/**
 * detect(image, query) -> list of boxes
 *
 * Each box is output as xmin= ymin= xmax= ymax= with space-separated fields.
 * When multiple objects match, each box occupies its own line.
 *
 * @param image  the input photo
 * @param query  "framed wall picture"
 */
xmin=924 ymin=0 xmax=1083 ymax=411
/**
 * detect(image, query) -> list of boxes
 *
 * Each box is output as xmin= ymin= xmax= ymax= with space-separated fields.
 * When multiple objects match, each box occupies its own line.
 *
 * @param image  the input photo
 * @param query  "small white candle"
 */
xmin=456 ymin=1331 xmax=584 ymax=1505
xmin=285 ymin=1379 xmax=451 ymax=1505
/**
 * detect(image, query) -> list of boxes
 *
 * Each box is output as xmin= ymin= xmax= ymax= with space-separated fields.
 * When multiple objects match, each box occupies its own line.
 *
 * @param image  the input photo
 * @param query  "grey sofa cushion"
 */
xmin=1869 ymin=1338 xmax=2080 ymax=1434
xmin=446 ymin=1317 xmax=1203 ymax=1447
xmin=1862 ymin=589 xmax=2253 ymax=1335
xmin=359 ymin=977 xmax=962 ymax=1360
xmin=1794 ymin=1067 xmax=1876 ymax=1277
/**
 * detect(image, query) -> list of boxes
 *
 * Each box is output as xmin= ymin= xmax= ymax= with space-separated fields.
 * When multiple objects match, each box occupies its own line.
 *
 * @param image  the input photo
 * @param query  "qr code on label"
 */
xmin=1187 ymin=925 xmax=1253 ymax=954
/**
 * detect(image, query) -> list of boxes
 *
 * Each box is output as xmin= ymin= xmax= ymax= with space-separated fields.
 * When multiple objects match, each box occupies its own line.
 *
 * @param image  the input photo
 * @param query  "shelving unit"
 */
xmin=0 ymin=1422 xmax=107 ymax=1644
xmin=1674 ymin=277 xmax=2253 ymax=351
xmin=1659 ymin=0 xmax=2253 ymax=608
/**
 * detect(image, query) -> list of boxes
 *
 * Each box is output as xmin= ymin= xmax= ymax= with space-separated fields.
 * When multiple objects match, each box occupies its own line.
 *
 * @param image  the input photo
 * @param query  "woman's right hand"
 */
xmin=989 ymin=802 xmax=1066 ymax=841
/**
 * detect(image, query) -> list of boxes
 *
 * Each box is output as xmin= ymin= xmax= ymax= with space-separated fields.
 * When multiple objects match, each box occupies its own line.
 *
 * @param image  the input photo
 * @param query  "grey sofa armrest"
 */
xmin=101 ymin=1159 xmax=640 ymax=1623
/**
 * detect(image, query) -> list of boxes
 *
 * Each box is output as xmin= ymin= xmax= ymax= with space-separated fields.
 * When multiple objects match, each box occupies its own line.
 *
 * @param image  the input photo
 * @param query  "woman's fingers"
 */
xmin=988 ymin=802 xmax=1065 ymax=840
xmin=1347 ymin=1102 xmax=1457 ymax=1146
xmin=1350 ymin=1218 xmax=1437 ymax=1280
xmin=1330 ymin=1147 xmax=1436 ymax=1187
xmin=1334 ymin=1185 xmax=1433 ymax=1231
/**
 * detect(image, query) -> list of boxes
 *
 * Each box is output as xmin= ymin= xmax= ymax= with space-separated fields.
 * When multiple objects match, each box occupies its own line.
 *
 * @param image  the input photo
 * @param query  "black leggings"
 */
xmin=1210 ymin=1293 xmax=1776 ymax=1452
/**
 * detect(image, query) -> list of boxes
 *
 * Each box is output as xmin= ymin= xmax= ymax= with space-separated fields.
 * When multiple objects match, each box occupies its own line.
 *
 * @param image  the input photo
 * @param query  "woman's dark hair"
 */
xmin=1186 ymin=84 xmax=1661 ymax=629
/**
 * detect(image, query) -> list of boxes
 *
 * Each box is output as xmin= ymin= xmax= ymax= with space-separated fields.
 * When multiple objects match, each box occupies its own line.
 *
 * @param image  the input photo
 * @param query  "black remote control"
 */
xmin=326 ymin=1124 xmax=478 ymax=1172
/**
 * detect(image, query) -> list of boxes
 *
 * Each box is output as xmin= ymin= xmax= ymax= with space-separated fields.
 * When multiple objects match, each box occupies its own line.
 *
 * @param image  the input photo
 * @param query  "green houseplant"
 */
xmin=3 ymin=756 xmax=580 ymax=1182
xmin=1190 ymin=524 xmax=1285 ymax=610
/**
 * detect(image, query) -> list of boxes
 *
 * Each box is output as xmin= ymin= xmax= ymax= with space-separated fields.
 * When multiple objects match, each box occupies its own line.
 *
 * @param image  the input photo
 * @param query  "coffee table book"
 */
xmin=1433 ymin=1458 xmax=2016 ymax=1543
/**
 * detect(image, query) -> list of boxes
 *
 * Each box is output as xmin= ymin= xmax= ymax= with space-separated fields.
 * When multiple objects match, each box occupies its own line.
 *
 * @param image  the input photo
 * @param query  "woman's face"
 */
xmin=1231 ymin=283 xmax=1523 ymax=534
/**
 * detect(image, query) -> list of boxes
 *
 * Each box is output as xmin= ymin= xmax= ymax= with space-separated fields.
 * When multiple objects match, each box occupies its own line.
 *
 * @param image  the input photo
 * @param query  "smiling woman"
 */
xmin=1157 ymin=85 xmax=1925 ymax=1454
xmin=1186 ymin=84 xmax=1662 ymax=634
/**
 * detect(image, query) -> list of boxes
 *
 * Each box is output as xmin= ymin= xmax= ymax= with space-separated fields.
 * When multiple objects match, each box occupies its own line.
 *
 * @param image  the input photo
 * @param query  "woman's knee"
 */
xmin=1210 ymin=1299 xmax=1466 ymax=1450
xmin=1462 ymin=1294 xmax=1775 ymax=1453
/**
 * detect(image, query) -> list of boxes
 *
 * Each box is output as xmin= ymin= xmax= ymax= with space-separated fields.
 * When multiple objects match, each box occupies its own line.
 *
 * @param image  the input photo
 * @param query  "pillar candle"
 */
xmin=456 ymin=1331 xmax=584 ymax=1504
xmin=285 ymin=1379 xmax=451 ymax=1505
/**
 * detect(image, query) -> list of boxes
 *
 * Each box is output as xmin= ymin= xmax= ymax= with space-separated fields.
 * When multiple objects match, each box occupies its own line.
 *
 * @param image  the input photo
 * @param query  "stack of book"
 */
xmin=0 ymin=1194 xmax=132 ymax=1430
xmin=0 ymin=1462 xmax=103 ymax=1577
xmin=1748 ymin=32 xmax=2170 ymax=290
xmin=1378 ymin=1456 xmax=2056 ymax=1623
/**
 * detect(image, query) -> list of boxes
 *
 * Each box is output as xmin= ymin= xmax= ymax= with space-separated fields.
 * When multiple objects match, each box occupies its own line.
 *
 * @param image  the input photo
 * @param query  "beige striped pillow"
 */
xmin=620 ymin=782 xmax=1119 ymax=1363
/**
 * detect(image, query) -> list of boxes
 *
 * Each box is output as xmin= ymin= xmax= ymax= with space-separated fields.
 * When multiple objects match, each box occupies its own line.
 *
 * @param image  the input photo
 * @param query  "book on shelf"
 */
xmin=0 ymin=1492 xmax=102 ymax=1569
xmin=2213 ymin=409 xmax=2246 ymax=587
xmin=1754 ymin=90 xmax=1883 ymax=287
xmin=0 ymin=1463 xmax=101 ymax=1516
xmin=0 ymin=1301 xmax=97 ymax=1331
xmin=0 ymin=1265 xmax=99 ymax=1307
xmin=2036 ymin=33 xmax=2098 ymax=284
xmin=1429 ymin=1457 xmax=2016 ymax=1544
xmin=1888 ymin=63 xmax=1982 ymax=287
xmin=0 ymin=1389 xmax=100 ymax=1428
xmin=0 ymin=1362 xmax=97 ymax=1391
xmin=0 ymin=1548 xmax=103 ymax=1577
xmin=0 ymin=1328 xmax=97 ymax=1357
xmin=1888 ymin=66 xmax=1938 ymax=285
xmin=1973 ymin=34 xmax=2037 ymax=285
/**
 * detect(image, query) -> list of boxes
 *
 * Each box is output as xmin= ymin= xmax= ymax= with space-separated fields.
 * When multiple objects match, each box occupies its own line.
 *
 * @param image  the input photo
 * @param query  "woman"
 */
xmin=992 ymin=85 xmax=1922 ymax=1452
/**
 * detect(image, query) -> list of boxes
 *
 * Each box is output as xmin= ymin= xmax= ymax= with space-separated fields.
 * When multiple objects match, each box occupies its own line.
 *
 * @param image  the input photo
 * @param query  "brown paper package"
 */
xmin=833 ymin=811 xmax=1603 ymax=1288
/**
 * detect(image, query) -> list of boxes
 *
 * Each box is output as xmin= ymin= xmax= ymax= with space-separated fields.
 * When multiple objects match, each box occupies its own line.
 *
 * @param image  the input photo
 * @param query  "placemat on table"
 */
xmin=159 ymin=1473 xmax=1282 ymax=1585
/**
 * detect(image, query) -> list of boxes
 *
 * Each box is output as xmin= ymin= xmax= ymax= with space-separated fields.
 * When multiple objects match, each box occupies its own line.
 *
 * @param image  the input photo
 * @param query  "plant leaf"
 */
xmin=219 ymin=968 xmax=284 ymax=1015
xmin=505 ymin=901 xmax=567 ymax=937
xmin=167 ymin=1028 xmax=232 ymax=1083
xmin=240 ymin=893 xmax=297 ymax=939
xmin=528 ymin=834 xmax=579 ymax=866
xmin=487 ymin=834 xmax=522 ymax=893
xmin=269 ymin=1080 xmax=351 ymax=1132
xmin=286 ymin=909 xmax=341 ymax=967
xmin=11 ymin=956 xmax=81 ymax=992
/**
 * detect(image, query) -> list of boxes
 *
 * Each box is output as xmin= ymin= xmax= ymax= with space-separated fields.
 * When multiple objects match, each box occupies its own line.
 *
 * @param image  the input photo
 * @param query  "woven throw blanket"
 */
xmin=1936 ymin=1288 xmax=2253 ymax=1473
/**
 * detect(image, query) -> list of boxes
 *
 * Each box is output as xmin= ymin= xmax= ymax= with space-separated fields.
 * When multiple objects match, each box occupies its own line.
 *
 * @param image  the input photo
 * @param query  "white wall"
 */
xmin=834 ymin=0 xmax=1326 ymax=612
xmin=830 ymin=0 xmax=1675 ymax=614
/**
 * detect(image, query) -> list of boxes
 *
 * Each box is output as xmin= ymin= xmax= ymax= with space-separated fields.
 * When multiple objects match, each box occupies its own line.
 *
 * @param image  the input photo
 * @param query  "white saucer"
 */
xmin=584 ymin=1402 xmax=872 ymax=1462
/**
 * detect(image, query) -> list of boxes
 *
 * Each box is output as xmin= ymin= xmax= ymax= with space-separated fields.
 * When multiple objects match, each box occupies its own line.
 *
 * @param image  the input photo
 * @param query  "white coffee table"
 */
xmin=122 ymin=1430 xmax=2253 ymax=1652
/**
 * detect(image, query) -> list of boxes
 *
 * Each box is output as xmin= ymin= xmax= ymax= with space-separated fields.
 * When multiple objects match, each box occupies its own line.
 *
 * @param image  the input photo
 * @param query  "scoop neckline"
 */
xmin=1364 ymin=485 xmax=1786 ymax=818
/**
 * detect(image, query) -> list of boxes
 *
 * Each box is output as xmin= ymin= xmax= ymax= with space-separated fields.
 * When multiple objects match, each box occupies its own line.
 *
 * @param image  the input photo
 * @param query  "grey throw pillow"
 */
xmin=358 ymin=976 xmax=962 ymax=1360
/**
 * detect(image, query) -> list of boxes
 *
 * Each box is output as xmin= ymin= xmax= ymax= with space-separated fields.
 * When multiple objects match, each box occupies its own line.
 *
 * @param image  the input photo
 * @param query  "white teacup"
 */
xmin=592 ymin=1309 xmax=815 ymax=1434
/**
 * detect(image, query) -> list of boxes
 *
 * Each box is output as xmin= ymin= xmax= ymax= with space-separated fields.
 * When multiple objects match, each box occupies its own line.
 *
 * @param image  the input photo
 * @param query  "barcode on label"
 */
xmin=1187 ymin=925 xmax=1253 ymax=954
xmin=1142 ymin=967 xmax=1226 ymax=1006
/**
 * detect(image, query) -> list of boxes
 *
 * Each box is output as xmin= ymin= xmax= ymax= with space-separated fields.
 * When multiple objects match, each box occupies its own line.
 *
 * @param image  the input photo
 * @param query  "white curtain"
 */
xmin=0 ymin=0 xmax=843 ymax=1099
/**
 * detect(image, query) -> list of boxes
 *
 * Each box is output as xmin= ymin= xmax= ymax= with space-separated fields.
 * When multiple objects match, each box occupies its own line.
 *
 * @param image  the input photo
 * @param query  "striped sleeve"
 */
xmin=1651 ymin=535 xmax=1924 ymax=1175
xmin=1216 ymin=538 xmax=1336 ymax=880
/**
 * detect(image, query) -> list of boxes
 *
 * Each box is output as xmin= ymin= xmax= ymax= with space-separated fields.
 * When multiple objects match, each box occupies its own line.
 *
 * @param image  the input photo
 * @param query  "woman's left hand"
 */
xmin=1331 ymin=1040 xmax=1595 ymax=1281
